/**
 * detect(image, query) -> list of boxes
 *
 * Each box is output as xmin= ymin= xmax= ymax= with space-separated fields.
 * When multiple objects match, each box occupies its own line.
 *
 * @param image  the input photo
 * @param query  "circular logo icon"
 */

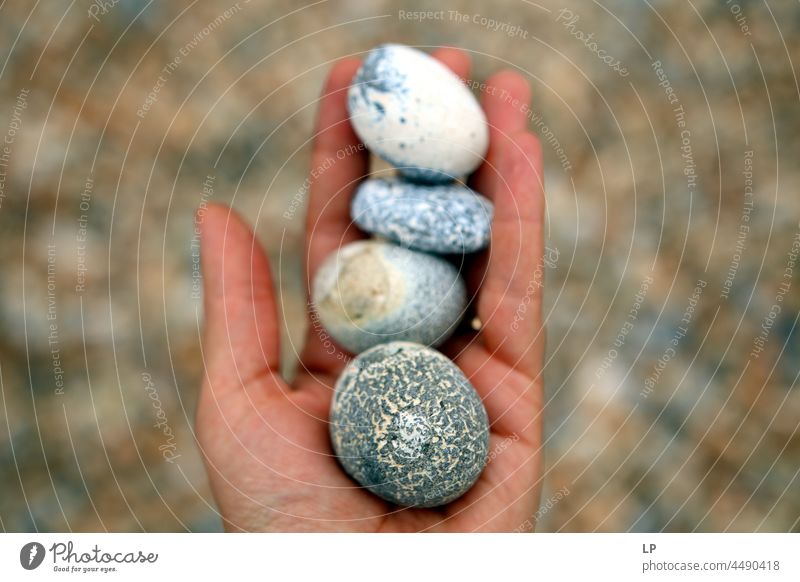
xmin=20 ymin=542 xmax=45 ymax=570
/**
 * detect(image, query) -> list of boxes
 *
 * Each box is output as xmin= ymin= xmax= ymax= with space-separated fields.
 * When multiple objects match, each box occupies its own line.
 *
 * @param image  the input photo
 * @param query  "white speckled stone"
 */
xmin=330 ymin=342 xmax=490 ymax=507
xmin=311 ymin=241 xmax=466 ymax=353
xmin=348 ymin=44 xmax=489 ymax=183
xmin=352 ymin=177 xmax=494 ymax=253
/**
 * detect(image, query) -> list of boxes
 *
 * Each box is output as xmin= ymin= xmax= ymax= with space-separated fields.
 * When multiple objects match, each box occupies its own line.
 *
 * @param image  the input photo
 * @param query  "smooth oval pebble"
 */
xmin=330 ymin=342 xmax=490 ymax=507
xmin=348 ymin=44 xmax=488 ymax=183
xmin=351 ymin=177 xmax=494 ymax=253
xmin=312 ymin=241 xmax=466 ymax=353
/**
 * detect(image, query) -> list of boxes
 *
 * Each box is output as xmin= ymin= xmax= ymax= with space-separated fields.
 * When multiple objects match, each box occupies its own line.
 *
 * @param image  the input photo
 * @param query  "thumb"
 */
xmin=199 ymin=203 xmax=281 ymax=398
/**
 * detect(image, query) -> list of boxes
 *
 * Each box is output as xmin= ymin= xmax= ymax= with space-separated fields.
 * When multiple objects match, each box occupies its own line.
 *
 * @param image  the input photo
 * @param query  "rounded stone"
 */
xmin=348 ymin=44 xmax=488 ymax=184
xmin=311 ymin=241 xmax=466 ymax=354
xmin=330 ymin=342 xmax=490 ymax=507
xmin=351 ymin=177 xmax=493 ymax=254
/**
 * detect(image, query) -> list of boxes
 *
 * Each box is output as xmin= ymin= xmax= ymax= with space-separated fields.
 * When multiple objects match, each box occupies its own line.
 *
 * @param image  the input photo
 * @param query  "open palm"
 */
xmin=196 ymin=49 xmax=546 ymax=532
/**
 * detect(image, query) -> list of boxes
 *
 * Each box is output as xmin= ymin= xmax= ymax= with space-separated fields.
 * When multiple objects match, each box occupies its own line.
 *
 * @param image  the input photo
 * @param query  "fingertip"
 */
xmin=324 ymin=57 xmax=362 ymax=93
xmin=197 ymin=202 xmax=227 ymax=232
xmin=197 ymin=203 xmax=226 ymax=270
xmin=317 ymin=56 xmax=364 ymax=122
xmin=432 ymin=46 xmax=471 ymax=81
xmin=198 ymin=203 xmax=283 ymax=376
xmin=199 ymin=203 xmax=273 ymax=299
xmin=470 ymin=72 xmax=534 ymax=195
xmin=307 ymin=57 xmax=370 ymax=289
xmin=198 ymin=203 xmax=248 ymax=253
xmin=199 ymin=204 xmax=235 ymax=302
xmin=482 ymin=70 xmax=532 ymax=135
xmin=315 ymin=57 xmax=363 ymax=141
xmin=485 ymin=70 xmax=531 ymax=105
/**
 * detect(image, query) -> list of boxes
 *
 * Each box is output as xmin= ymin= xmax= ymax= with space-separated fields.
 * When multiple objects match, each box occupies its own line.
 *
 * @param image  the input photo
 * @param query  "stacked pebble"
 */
xmin=311 ymin=45 xmax=496 ymax=507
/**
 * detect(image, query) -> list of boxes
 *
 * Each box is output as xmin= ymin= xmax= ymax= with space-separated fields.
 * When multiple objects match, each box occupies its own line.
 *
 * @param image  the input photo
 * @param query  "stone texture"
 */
xmin=312 ymin=240 xmax=466 ymax=353
xmin=348 ymin=44 xmax=488 ymax=183
xmin=330 ymin=342 xmax=489 ymax=507
xmin=351 ymin=177 xmax=493 ymax=253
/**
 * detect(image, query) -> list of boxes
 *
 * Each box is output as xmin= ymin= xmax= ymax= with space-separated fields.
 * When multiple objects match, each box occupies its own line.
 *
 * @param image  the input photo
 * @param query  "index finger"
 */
xmin=304 ymin=57 xmax=369 ymax=283
xmin=474 ymin=72 xmax=545 ymax=376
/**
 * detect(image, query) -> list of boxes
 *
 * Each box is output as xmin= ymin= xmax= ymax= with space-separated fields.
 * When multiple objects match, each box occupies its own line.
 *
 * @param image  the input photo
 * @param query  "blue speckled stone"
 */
xmin=348 ymin=44 xmax=488 ymax=184
xmin=311 ymin=241 xmax=466 ymax=353
xmin=330 ymin=342 xmax=490 ymax=507
xmin=352 ymin=177 xmax=494 ymax=254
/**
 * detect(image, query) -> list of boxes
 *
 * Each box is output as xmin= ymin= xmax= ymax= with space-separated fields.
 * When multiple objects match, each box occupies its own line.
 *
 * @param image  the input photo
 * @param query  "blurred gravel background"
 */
xmin=0 ymin=0 xmax=798 ymax=532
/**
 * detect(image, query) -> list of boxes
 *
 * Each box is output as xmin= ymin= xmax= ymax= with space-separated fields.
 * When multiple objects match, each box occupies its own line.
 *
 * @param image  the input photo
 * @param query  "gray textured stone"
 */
xmin=330 ymin=342 xmax=490 ymax=507
xmin=351 ymin=177 xmax=493 ymax=254
xmin=311 ymin=240 xmax=466 ymax=353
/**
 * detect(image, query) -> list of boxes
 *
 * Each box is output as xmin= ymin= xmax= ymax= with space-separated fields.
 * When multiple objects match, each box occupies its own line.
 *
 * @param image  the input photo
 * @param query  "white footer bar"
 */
xmin=1 ymin=533 xmax=797 ymax=581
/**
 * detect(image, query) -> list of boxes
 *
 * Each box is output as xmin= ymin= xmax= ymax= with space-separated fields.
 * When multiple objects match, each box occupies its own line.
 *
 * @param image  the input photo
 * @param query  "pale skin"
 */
xmin=196 ymin=48 xmax=546 ymax=532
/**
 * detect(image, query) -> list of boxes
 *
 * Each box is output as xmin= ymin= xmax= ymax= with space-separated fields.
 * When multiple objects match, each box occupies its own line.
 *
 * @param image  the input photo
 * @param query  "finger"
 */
xmin=470 ymin=70 xmax=532 ymax=196
xmin=446 ymin=434 xmax=542 ymax=532
xmin=478 ymin=130 xmax=545 ymax=376
xmin=301 ymin=58 xmax=369 ymax=373
xmin=200 ymin=203 xmax=281 ymax=398
xmin=431 ymin=46 xmax=471 ymax=80
xmin=468 ymin=70 xmax=542 ymax=374
xmin=305 ymin=57 xmax=369 ymax=282
xmin=463 ymin=71 xmax=532 ymax=299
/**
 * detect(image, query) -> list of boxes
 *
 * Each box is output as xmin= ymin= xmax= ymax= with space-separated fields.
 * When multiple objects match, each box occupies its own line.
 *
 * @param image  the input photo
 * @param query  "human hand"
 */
xmin=196 ymin=48 xmax=545 ymax=532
